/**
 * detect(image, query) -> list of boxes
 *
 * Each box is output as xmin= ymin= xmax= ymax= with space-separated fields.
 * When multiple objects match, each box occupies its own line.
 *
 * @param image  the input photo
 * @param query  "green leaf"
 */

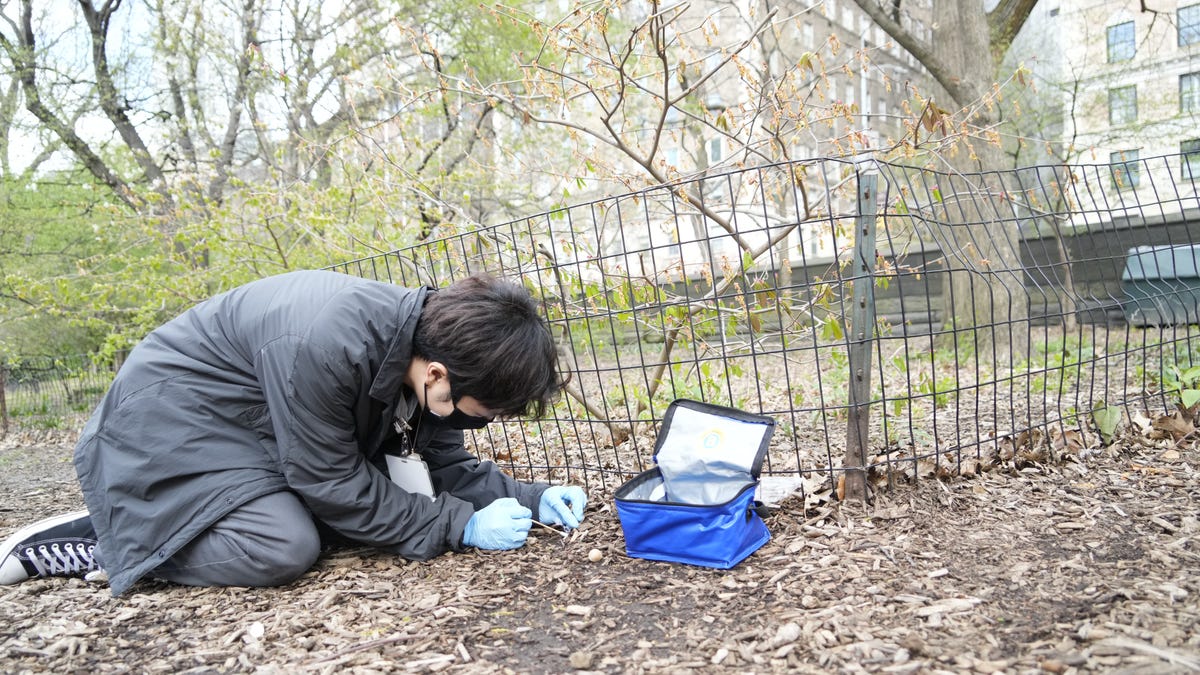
xmin=819 ymin=316 xmax=844 ymax=341
xmin=1182 ymin=389 xmax=1200 ymax=409
xmin=1182 ymin=366 xmax=1200 ymax=386
xmin=1092 ymin=403 xmax=1121 ymax=444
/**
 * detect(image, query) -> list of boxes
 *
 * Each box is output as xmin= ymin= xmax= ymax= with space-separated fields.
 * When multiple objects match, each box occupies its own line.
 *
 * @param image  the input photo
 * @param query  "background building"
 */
xmin=1051 ymin=1 xmax=1199 ymax=195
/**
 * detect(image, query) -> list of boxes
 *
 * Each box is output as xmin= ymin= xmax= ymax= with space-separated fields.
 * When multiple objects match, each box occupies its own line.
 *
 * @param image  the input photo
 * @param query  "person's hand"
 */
xmin=538 ymin=485 xmax=587 ymax=529
xmin=462 ymin=498 xmax=532 ymax=550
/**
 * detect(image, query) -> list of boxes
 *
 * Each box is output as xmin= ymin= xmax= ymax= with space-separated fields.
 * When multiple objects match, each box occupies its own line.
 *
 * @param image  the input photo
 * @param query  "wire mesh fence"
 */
xmin=0 ymin=353 xmax=123 ymax=432
xmin=6 ymin=154 xmax=1197 ymax=500
xmin=331 ymin=153 xmax=1200 ymax=494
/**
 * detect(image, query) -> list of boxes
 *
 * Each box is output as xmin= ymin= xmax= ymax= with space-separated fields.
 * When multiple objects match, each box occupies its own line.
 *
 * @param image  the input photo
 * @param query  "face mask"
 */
xmin=422 ymin=383 xmax=495 ymax=430
xmin=430 ymin=406 xmax=495 ymax=430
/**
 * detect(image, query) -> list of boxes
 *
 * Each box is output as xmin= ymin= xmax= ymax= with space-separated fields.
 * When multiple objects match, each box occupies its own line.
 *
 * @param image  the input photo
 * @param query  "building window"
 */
xmin=1181 ymin=4 xmax=1200 ymax=46
xmin=664 ymin=106 xmax=683 ymax=129
xmin=1108 ymin=85 xmax=1137 ymax=125
xmin=1183 ymin=139 xmax=1200 ymax=180
xmin=1183 ymin=73 xmax=1200 ymax=113
xmin=1107 ymin=21 xmax=1135 ymax=62
xmin=707 ymin=138 xmax=723 ymax=164
xmin=1110 ymin=150 xmax=1140 ymax=190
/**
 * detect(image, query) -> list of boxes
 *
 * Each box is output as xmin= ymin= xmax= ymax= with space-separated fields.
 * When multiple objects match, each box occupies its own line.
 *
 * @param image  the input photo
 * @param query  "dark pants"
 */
xmin=149 ymin=491 xmax=322 ymax=588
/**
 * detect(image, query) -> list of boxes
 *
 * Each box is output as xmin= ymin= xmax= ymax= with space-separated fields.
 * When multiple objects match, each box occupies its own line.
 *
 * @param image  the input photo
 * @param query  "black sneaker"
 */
xmin=0 ymin=511 xmax=100 ymax=584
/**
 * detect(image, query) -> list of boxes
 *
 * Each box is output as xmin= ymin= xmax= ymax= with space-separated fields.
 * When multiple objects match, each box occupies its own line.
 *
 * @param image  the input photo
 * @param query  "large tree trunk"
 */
xmin=851 ymin=0 xmax=1035 ymax=357
xmin=931 ymin=2 xmax=1029 ymax=357
xmin=939 ymin=141 xmax=1030 ymax=358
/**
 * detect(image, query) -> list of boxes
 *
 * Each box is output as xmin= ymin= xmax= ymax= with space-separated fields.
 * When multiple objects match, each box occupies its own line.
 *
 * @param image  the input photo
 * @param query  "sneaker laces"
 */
xmin=25 ymin=542 xmax=100 ymax=578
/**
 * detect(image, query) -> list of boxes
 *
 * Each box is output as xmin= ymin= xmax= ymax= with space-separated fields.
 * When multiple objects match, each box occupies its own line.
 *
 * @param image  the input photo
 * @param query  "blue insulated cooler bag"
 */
xmin=614 ymin=399 xmax=775 ymax=569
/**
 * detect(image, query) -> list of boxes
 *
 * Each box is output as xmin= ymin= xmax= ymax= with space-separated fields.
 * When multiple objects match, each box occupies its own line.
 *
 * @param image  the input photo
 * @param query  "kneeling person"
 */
xmin=0 ymin=271 xmax=586 ymax=594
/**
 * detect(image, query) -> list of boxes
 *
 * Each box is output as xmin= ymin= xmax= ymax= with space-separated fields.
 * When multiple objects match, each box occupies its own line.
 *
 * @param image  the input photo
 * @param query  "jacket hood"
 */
xmin=368 ymin=285 xmax=432 ymax=405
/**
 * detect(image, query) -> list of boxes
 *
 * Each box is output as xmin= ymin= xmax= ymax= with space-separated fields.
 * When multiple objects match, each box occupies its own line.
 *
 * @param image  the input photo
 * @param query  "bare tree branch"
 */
xmin=987 ymin=0 xmax=1038 ymax=60
xmin=1 ymin=0 xmax=139 ymax=209
xmin=206 ymin=0 xmax=258 ymax=202
xmin=853 ymin=0 xmax=1037 ymax=110
xmin=77 ymin=0 xmax=171 ymax=205
xmin=849 ymin=0 xmax=969 ymax=106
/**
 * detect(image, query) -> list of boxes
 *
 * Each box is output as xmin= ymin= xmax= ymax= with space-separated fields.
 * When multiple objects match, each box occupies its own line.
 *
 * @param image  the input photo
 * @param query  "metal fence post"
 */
xmin=0 ymin=360 xmax=8 ymax=436
xmin=843 ymin=171 xmax=878 ymax=502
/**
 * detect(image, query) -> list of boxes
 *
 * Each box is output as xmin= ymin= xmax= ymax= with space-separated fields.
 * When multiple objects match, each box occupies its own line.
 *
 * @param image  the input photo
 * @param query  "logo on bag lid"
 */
xmin=702 ymin=429 xmax=723 ymax=449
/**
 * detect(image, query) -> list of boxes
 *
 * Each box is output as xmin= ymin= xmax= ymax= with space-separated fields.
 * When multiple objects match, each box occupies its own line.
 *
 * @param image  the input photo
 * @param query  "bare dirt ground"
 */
xmin=0 ymin=425 xmax=1197 ymax=674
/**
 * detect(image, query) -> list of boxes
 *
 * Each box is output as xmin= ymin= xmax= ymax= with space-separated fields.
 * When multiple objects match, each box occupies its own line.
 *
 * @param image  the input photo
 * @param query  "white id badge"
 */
xmin=385 ymin=454 xmax=435 ymax=500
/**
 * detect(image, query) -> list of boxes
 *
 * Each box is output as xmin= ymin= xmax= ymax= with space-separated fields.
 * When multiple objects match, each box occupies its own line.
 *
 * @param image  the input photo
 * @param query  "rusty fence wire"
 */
xmin=331 ymin=154 xmax=1200 ymax=495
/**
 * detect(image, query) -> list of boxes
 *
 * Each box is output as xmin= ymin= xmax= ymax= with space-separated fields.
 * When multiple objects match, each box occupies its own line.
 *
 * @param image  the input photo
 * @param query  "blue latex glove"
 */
xmin=538 ymin=485 xmax=587 ymax=529
xmin=462 ymin=498 xmax=532 ymax=550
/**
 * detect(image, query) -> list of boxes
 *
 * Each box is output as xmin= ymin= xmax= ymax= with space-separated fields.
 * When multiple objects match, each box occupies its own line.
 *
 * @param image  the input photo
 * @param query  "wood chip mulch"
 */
xmin=0 ymin=427 xmax=1196 ymax=674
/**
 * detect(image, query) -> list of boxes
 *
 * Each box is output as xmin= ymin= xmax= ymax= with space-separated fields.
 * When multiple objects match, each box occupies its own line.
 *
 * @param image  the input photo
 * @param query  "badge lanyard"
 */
xmin=390 ymin=412 xmax=435 ymax=499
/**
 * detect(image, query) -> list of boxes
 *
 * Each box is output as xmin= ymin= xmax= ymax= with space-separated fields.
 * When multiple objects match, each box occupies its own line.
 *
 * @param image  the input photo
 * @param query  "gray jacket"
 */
xmin=74 ymin=270 xmax=547 ymax=595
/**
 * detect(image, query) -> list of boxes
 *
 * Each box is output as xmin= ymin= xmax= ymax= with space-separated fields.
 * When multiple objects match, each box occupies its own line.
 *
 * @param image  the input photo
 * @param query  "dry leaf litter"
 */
xmin=0 ymin=419 xmax=1196 ymax=674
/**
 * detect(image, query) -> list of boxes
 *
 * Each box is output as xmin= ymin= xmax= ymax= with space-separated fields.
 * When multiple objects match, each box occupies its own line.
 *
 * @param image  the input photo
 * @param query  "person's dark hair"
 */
xmin=413 ymin=275 xmax=565 ymax=418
